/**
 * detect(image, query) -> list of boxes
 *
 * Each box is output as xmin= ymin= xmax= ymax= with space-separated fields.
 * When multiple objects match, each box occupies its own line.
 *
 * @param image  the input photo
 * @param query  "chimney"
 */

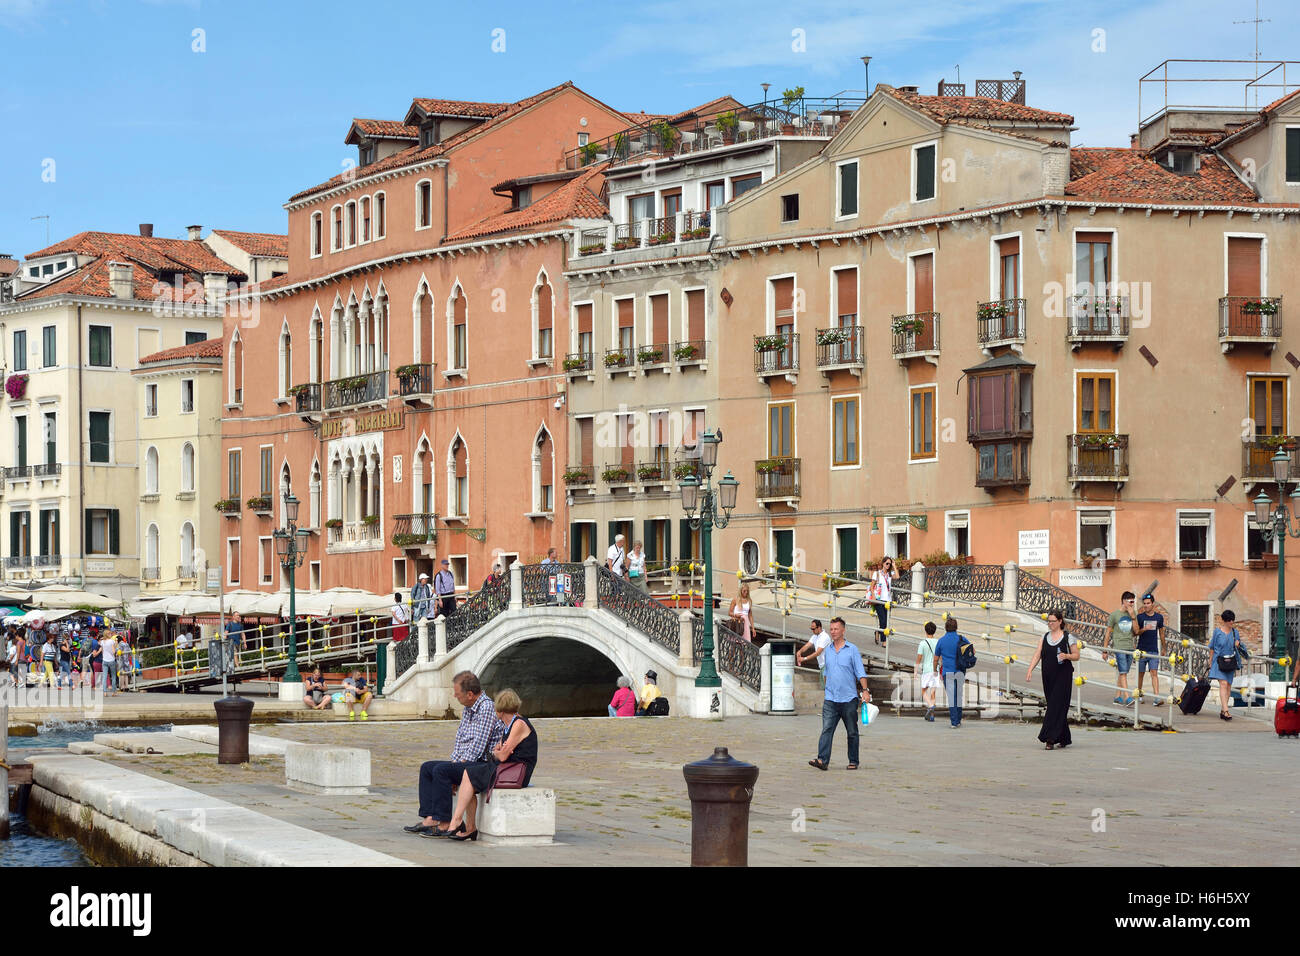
xmin=898 ymin=85 xmax=919 ymax=94
xmin=203 ymin=272 xmax=227 ymax=307
xmin=186 ymin=224 xmax=202 ymax=241
xmin=107 ymin=261 xmax=134 ymax=299
xmin=139 ymin=223 xmax=154 ymax=238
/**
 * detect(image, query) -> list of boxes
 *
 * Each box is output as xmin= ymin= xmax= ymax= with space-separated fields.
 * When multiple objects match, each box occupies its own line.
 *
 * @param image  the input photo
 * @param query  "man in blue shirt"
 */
xmin=223 ymin=613 xmax=245 ymax=672
xmin=934 ymin=617 xmax=967 ymax=727
xmin=1134 ymin=593 xmax=1164 ymax=699
xmin=808 ymin=617 xmax=870 ymax=771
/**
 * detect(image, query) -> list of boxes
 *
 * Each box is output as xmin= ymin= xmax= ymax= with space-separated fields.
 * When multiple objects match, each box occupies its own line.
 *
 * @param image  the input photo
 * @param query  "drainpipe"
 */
xmin=77 ymin=305 xmax=86 ymax=588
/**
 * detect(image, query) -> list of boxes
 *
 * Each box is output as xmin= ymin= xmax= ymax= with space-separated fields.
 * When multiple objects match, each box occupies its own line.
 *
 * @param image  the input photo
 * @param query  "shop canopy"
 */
xmin=1 ymin=585 xmax=123 ymax=610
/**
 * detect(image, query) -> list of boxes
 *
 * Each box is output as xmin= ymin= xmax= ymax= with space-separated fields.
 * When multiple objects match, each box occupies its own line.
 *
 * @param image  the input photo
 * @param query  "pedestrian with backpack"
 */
xmin=934 ymin=617 xmax=974 ymax=727
xmin=915 ymin=621 xmax=940 ymax=721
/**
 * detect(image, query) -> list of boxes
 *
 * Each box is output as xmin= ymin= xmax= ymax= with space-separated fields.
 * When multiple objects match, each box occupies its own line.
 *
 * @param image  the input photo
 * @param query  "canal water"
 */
xmin=5 ymin=721 xmax=173 ymax=866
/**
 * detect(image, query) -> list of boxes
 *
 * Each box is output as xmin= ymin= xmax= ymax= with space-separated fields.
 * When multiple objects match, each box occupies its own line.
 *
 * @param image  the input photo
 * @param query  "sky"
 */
xmin=0 ymin=0 xmax=1296 ymax=254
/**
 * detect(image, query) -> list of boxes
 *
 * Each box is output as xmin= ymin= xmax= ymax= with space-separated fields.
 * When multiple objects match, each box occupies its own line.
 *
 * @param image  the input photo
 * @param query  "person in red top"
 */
xmin=608 ymin=675 xmax=636 ymax=717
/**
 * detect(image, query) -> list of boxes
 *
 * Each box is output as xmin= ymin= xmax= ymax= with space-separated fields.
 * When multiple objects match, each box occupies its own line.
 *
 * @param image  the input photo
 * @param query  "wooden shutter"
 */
xmin=773 ymin=278 xmax=794 ymax=329
xmin=998 ymin=236 xmax=1020 ymax=299
xmin=579 ymin=418 xmax=593 ymax=467
xmin=10 ymin=512 xmax=19 ymax=558
xmin=651 ymin=294 xmax=668 ymax=346
xmin=914 ymin=145 xmax=935 ymax=201
xmin=617 ymin=298 xmax=634 ymax=329
xmin=1227 ymin=237 xmax=1262 ymax=297
xmin=577 ymin=303 xmax=592 ymax=335
xmin=570 ymin=523 xmax=582 ymax=562
xmin=537 ymin=284 xmax=552 ymax=331
xmin=608 ymin=521 xmax=619 ymax=548
xmin=109 ymin=509 xmax=120 ymax=555
xmin=836 ymin=269 xmax=857 ymax=319
xmin=686 ymin=289 xmax=705 ymax=342
xmin=678 ymin=519 xmax=691 ymax=561
xmin=1288 ymin=128 xmax=1300 ymax=184
xmin=643 ymin=520 xmax=657 ymax=562
xmin=912 ymin=254 xmax=934 ymax=313
xmin=620 ymin=415 xmax=634 ymax=468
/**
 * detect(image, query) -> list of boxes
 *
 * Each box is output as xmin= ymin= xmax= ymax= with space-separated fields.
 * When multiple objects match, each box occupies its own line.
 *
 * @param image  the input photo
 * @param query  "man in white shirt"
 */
xmin=795 ymin=619 xmax=832 ymax=687
xmin=606 ymin=534 xmax=626 ymax=577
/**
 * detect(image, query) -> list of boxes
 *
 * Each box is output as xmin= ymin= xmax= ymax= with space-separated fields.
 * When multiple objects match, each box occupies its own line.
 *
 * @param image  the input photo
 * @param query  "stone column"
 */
xmin=434 ymin=615 xmax=448 ymax=659
xmin=605 ymin=222 xmax=615 ymax=251
xmin=1002 ymin=561 xmax=1018 ymax=610
xmin=910 ymin=561 xmax=926 ymax=609
xmin=416 ymin=617 xmax=430 ymax=664
xmin=584 ymin=556 xmax=599 ymax=609
xmin=758 ymin=642 xmax=772 ymax=714
xmin=677 ymin=609 xmax=694 ymax=668
xmin=509 ymin=560 xmax=524 ymax=611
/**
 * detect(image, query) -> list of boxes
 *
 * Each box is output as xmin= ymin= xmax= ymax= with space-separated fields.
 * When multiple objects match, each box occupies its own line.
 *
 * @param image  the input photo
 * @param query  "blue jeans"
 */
xmin=58 ymin=659 xmax=71 ymax=684
xmin=817 ymin=699 xmax=860 ymax=766
xmin=944 ymin=671 xmax=965 ymax=726
xmin=105 ymin=660 xmax=118 ymax=692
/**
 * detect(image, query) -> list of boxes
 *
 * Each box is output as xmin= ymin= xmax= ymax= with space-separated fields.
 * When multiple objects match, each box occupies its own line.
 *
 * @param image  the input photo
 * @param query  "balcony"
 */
xmin=975 ymin=440 xmax=1031 ymax=489
xmin=891 ymin=312 xmax=940 ymax=364
xmin=636 ymin=343 xmax=670 ymax=373
xmin=396 ymin=364 xmax=434 ymax=407
xmin=323 ymin=369 xmax=387 ymax=410
xmin=247 ymin=495 xmax=274 ymax=516
xmin=647 ymin=215 xmax=677 ymax=247
xmin=1219 ymin=296 xmax=1282 ymax=353
xmin=601 ymin=464 xmax=638 ymax=491
xmin=814 ymin=326 xmax=864 ymax=376
xmin=604 ymin=347 xmax=635 ymax=376
xmin=674 ymin=339 xmax=707 ymax=368
xmin=613 ymin=222 xmax=641 ymax=252
xmin=392 ymin=513 xmax=438 ymax=549
xmin=3 ymin=465 xmax=31 ymax=481
xmin=754 ymin=332 xmax=799 ymax=382
xmin=293 ymin=383 xmax=322 ymax=418
xmin=177 ymin=564 xmax=197 ymax=582
xmin=1242 ymin=438 xmax=1300 ymax=483
xmin=32 ymin=554 xmax=61 ymax=569
xmin=576 ymin=229 xmax=607 ymax=257
xmin=976 ymin=299 xmax=1026 ymax=350
xmin=218 ymin=498 xmax=241 ymax=517
xmin=1067 ymin=434 xmax=1130 ymax=487
xmin=564 ymin=352 xmax=594 ymax=380
xmin=4 ymin=555 xmax=31 ymax=569
xmin=142 ymin=567 xmax=161 ymax=582
xmin=755 ymin=457 xmax=800 ymax=505
xmin=32 ymin=462 xmax=61 ymax=478
xmin=1067 ymin=296 xmax=1130 ymax=349
xmin=326 ymin=522 xmax=343 ymax=545
xmin=635 ymin=459 xmax=674 ymax=488
xmin=562 ymin=463 xmax=596 ymax=490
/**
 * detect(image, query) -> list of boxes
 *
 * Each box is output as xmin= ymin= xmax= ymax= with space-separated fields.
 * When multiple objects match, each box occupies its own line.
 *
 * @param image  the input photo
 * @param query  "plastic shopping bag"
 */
xmin=860 ymin=702 xmax=880 ymax=726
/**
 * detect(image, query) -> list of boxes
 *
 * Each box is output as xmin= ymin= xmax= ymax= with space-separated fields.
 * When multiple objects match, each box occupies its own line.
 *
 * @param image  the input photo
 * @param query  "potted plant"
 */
xmin=563 ymin=467 xmax=591 ymax=483
xmin=715 ymin=111 xmax=739 ymax=142
xmin=612 ymin=236 xmax=639 ymax=251
xmin=637 ymin=463 xmax=665 ymax=481
xmin=5 ymin=374 xmax=27 ymax=400
xmin=647 ymin=231 xmax=675 ymax=246
xmin=754 ymin=334 xmax=787 ymax=352
xmin=214 ymin=497 xmax=240 ymax=513
xmin=674 ymin=342 xmax=700 ymax=361
xmin=816 ymin=328 xmax=849 ymax=347
xmin=601 ymin=466 xmax=630 ymax=483
xmin=604 ymin=351 xmax=628 ymax=368
xmin=362 ymin=514 xmax=380 ymax=527
xmin=637 ymin=346 xmax=664 ymax=364
xmin=977 ymin=301 xmax=1009 ymax=321
xmin=892 ymin=316 xmax=925 ymax=336
xmin=394 ymin=364 xmax=423 ymax=378
xmin=324 ymin=517 xmax=343 ymax=530
xmin=611 ymin=132 xmax=628 ymax=157
xmin=653 ymin=121 xmax=678 ymax=152
xmin=393 ymin=532 xmax=429 ymax=547
xmin=579 ymin=142 xmax=601 ymax=166
xmin=287 ymin=383 xmax=314 ymax=396
xmin=755 ymin=459 xmax=779 ymax=475
xmin=247 ymin=495 xmax=273 ymax=512
xmin=682 ymin=225 xmax=710 ymax=240
xmin=1242 ymin=299 xmax=1278 ymax=314
xmin=673 ymin=460 xmax=699 ymax=479
xmin=578 ymin=242 xmax=606 ymax=256
xmin=563 ymin=356 xmax=588 ymax=372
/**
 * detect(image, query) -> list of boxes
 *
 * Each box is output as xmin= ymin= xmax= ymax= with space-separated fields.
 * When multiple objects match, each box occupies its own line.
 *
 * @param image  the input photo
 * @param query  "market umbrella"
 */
xmin=23 ymin=585 xmax=120 ymax=610
xmin=295 ymin=587 xmax=390 ymax=618
xmin=221 ymin=590 xmax=288 ymax=617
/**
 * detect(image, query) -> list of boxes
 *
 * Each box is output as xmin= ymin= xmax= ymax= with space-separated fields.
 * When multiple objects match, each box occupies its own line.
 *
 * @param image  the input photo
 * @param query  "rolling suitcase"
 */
xmin=1178 ymin=675 xmax=1211 ymax=716
xmin=1275 ymin=684 xmax=1300 ymax=738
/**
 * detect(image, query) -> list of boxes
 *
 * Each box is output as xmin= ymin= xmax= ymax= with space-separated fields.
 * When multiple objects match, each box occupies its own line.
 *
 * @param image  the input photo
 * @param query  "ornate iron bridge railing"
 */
xmin=394 ymin=632 xmax=421 ymax=679
xmin=717 ymin=618 xmax=761 ymax=691
xmin=446 ymin=573 xmax=511 ymax=651
xmin=596 ymin=566 xmax=679 ymax=654
xmin=521 ymin=563 xmax=586 ymax=607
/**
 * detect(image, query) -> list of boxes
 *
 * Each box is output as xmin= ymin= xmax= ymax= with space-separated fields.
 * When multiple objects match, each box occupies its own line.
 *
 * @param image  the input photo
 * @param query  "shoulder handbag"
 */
xmin=1217 ymin=629 xmax=1240 ymax=673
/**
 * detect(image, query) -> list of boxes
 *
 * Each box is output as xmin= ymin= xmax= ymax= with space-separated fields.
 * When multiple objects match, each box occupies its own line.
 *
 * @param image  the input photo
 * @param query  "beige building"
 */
xmin=133 ymin=337 xmax=224 ymax=594
xmin=0 ymin=227 xmax=248 ymax=597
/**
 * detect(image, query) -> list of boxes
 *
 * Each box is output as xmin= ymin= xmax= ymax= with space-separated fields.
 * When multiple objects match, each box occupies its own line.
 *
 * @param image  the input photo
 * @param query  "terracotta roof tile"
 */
xmin=666 ymin=95 xmax=745 ymax=124
xmin=209 ymin=229 xmax=289 ymax=258
xmin=445 ymin=166 xmax=607 ymax=241
xmin=349 ymin=118 xmax=419 ymax=140
xmin=138 ymin=336 xmax=224 ymax=364
xmin=27 ymin=231 xmax=242 ymax=274
xmin=291 ymin=82 xmax=577 ymax=204
xmin=408 ymin=98 xmax=511 ymax=118
xmin=880 ymin=84 xmax=1074 ymax=126
xmin=1066 ymin=147 xmax=1256 ymax=203
xmin=622 ymin=111 xmax=668 ymax=126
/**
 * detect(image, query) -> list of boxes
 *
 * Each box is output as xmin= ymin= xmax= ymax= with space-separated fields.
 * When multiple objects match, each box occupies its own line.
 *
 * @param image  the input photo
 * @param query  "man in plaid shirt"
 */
xmin=404 ymin=670 xmax=503 ymax=835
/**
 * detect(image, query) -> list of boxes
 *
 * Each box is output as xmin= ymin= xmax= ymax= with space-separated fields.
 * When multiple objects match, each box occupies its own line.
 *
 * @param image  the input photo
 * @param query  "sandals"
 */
xmin=1220 ymin=711 xmax=1232 ymax=721
xmin=807 ymin=758 xmax=828 ymax=771
xmin=1044 ymin=742 xmax=1054 ymax=750
xmin=846 ymin=764 xmax=858 ymax=770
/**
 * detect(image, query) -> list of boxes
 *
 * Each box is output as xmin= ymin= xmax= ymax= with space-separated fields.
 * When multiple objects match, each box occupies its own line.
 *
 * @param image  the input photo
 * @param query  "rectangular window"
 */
xmin=1227 ymin=236 xmax=1263 ymax=297
xmin=88 ymin=411 xmax=110 ymax=463
xmin=768 ymin=402 xmax=794 ymax=459
xmin=576 ymin=302 xmax=593 ymax=357
xmin=836 ymin=527 xmax=858 ymax=576
xmin=838 ymin=161 xmax=858 ymax=217
xmin=781 ymin=194 xmax=799 ymax=222
xmin=260 ymin=537 xmax=273 ymax=584
xmin=393 ymin=558 xmax=408 ymax=591
xmin=732 ymin=174 xmax=762 ymax=198
xmin=650 ymin=294 xmax=668 ymax=347
xmin=450 ymin=556 xmax=467 ymax=588
xmin=661 ymin=190 xmax=681 ymax=218
xmin=1247 ymin=516 xmax=1269 ymax=560
xmin=418 ymin=182 xmax=432 ymax=229
xmin=228 ymin=449 xmax=241 ymax=497
xmin=260 ymin=447 xmax=273 ymax=495
xmin=1179 ymin=604 xmax=1211 ymax=644
xmin=85 ymin=508 xmax=119 ymax=556
xmin=227 ymin=539 xmax=240 ymax=585
xmin=682 ymin=409 xmax=705 ymax=453
xmin=685 ymin=289 xmax=705 ymax=343
xmin=1076 ymin=372 xmax=1115 ymax=433
xmin=832 ymin=397 xmax=858 ymax=466
xmin=1288 ymin=127 xmax=1300 ymax=184
xmin=578 ymin=417 xmax=594 ymax=468
xmin=705 ymin=181 xmax=725 ymax=209
xmin=577 ymin=132 xmax=589 ymax=147
xmin=1177 ymin=512 xmax=1212 ymax=561
xmin=12 ymin=330 xmax=25 ymax=371
xmin=998 ymin=236 xmax=1020 ymax=300
xmin=88 ymin=326 xmax=112 ymax=367
xmin=1250 ymin=376 xmax=1287 ymax=436
xmin=41 ymin=326 xmax=55 ymax=367
xmin=1078 ymin=509 xmax=1113 ymax=561
xmin=181 ymin=379 xmax=194 ymax=413
xmin=617 ymin=298 xmax=635 ymax=352
xmin=628 ymin=194 xmax=654 ymax=222
xmin=910 ymin=387 xmax=936 ymax=460
xmin=43 ymin=411 xmax=55 ymax=465
xmin=310 ymin=561 xmax=321 ymax=591
xmin=14 ymin=414 xmax=26 ymax=468
xmin=1074 ymin=232 xmax=1112 ymax=295
xmin=914 ymin=143 xmax=936 ymax=202
xmin=185 ymin=331 xmax=207 ymax=346
xmin=946 ymin=512 xmax=970 ymax=558
xmin=9 ymin=511 xmax=28 ymax=558
xmin=617 ymin=413 xmax=635 ymax=468
xmin=39 ymin=509 xmax=58 ymax=558
xmin=145 ymin=383 xmax=157 ymax=418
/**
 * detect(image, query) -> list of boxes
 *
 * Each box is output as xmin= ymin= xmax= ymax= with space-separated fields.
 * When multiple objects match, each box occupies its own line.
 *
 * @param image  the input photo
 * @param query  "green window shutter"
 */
xmin=1288 ymin=128 xmax=1300 ymax=184
xmin=108 ymin=509 xmax=120 ymax=555
xmin=642 ymin=520 xmax=655 ymax=562
xmin=607 ymin=521 xmax=618 ymax=548
xmin=915 ymin=145 xmax=936 ymax=201
xmin=679 ymin=519 xmax=691 ymax=561
xmin=10 ymin=512 xmax=19 ymax=558
xmin=570 ymin=523 xmax=581 ymax=562
xmin=663 ymin=520 xmax=672 ymax=568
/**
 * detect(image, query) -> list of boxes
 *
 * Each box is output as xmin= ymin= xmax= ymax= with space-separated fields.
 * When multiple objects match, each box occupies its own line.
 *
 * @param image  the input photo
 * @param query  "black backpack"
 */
xmin=956 ymin=636 xmax=977 ymax=671
xmin=646 ymin=696 xmax=670 ymax=716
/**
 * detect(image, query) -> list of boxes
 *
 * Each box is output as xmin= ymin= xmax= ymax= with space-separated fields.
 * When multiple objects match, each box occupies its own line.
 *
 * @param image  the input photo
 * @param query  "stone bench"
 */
xmin=284 ymin=743 xmax=371 ymax=795
xmin=477 ymin=787 xmax=556 ymax=846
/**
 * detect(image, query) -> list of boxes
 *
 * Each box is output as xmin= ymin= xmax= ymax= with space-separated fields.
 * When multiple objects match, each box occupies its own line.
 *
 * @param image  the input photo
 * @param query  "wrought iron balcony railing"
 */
xmin=3 ymin=466 xmax=31 ymax=480
xmin=392 ymin=513 xmax=438 ymax=547
xmin=293 ymin=383 xmax=321 ymax=413
xmin=32 ymin=554 xmax=61 ymax=568
xmin=32 ymin=463 xmax=61 ymax=478
xmin=323 ymin=369 xmax=387 ymax=410
xmin=1242 ymin=438 xmax=1300 ymax=480
xmin=976 ymin=298 xmax=1026 ymax=345
xmin=755 ymin=457 xmax=801 ymax=499
xmin=1067 ymin=434 xmax=1130 ymax=480
xmin=1067 ymin=295 xmax=1130 ymax=341
xmin=604 ymin=346 xmax=634 ymax=371
xmin=754 ymin=332 xmax=799 ymax=375
xmin=1220 ymin=296 xmax=1282 ymax=340
xmin=397 ymin=364 xmax=434 ymax=397
xmin=562 ymin=463 xmax=595 ymax=486
xmin=4 ymin=555 xmax=31 ymax=568
xmin=891 ymin=312 xmax=940 ymax=356
xmin=674 ymin=339 xmax=707 ymax=365
xmin=563 ymin=351 xmax=594 ymax=375
xmin=814 ymin=325 xmax=864 ymax=368
xmin=142 ymin=567 xmax=161 ymax=581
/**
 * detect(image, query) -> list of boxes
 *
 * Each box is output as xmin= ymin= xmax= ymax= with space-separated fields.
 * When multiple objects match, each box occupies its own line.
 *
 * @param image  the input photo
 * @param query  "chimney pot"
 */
xmin=186 ymin=224 xmax=202 ymax=241
xmin=107 ymin=261 xmax=134 ymax=299
xmin=139 ymin=223 xmax=154 ymax=238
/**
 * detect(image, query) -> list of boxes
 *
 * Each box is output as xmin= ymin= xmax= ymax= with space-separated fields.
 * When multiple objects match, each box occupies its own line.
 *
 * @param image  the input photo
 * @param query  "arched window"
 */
xmin=359 ymin=291 xmax=374 ymax=372
xmin=360 ymin=195 xmax=371 ymax=243
xmin=447 ymin=435 xmax=468 ymax=517
xmin=532 ymin=426 xmax=554 ymax=513
xmin=145 ymin=446 xmax=159 ymax=494
xmin=329 ymin=299 xmax=343 ymax=378
xmin=374 ymin=191 xmax=387 ymax=239
xmin=533 ymin=272 xmax=553 ymax=361
xmin=278 ymin=319 xmax=292 ymax=397
xmin=310 ymin=308 xmax=323 ymax=383
xmin=345 ymin=200 xmax=357 ymax=247
xmin=448 ymin=285 xmax=467 ymax=371
xmin=416 ymin=179 xmax=432 ymax=230
xmin=330 ymin=205 xmax=343 ymax=252
xmin=413 ymin=280 xmax=433 ymax=365
xmin=741 ymin=539 xmax=760 ymax=576
xmin=374 ymin=289 xmax=389 ymax=371
xmin=345 ymin=297 xmax=361 ymax=375
xmin=310 ymin=212 xmax=323 ymax=257
xmin=415 ymin=437 xmax=432 ymax=513
xmin=180 ymin=522 xmax=195 ymax=575
xmin=279 ymin=462 xmax=292 ymax=529
xmin=181 ymin=443 xmax=195 ymax=493
xmin=309 ymin=458 xmax=321 ymax=529
xmin=229 ymin=331 xmax=244 ymax=404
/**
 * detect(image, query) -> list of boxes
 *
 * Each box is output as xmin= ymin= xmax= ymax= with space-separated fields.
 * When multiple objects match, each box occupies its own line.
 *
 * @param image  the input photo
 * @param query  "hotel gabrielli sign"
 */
xmin=321 ymin=410 xmax=404 ymax=440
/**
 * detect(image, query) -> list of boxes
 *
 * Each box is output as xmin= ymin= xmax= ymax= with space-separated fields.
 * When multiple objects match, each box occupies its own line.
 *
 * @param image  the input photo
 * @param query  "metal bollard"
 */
xmin=682 ymin=747 xmax=759 ymax=867
xmin=213 ymin=695 xmax=255 ymax=764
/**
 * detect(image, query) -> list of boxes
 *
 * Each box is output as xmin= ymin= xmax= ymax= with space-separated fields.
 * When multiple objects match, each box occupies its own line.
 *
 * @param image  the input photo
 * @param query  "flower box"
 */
xmin=682 ymin=227 xmax=710 ymax=240
xmin=324 ymin=518 xmax=343 ymax=529
xmin=816 ymin=329 xmax=849 ymax=346
xmin=977 ymin=303 xmax=1009 ymax=320
xmin=604 ymin=352 xmax=629 ymax=368
xmin=755 ymin=459 xmax=779 ymax=475
xmin=753 ymin=335 xmax=787 ymax=352
xmin=891 ymin=317 xmax=925 ymax=336
xmin=246 ymin=495 xmax=273 ymax=512
xmin=612 ymin=238 xmax=639 ymax=251
xmin=563 ymin=357 xmax=588 ymax=372
xmin=673 ymin=461 xmax=699 ymax=479
xmin=637 ymin=464 xmax=664 ymax=481
xmin=674 ymin=343 xmax=700 ymax=361
xmin=637 ymin=347 xmax=664 ymax=364
xmin=362 ymin=514 xmax=379 ymax=527
xmin=601 ymin=467 xmax=631 ymax=483
xmin=287 ymin=383 xmax=314 ymax=396
xmin=562 ymin=469 xmax=591 ymax=483
xmin=578 ymin=243 xmax=606 ymax=256
xmin=392 ymin=532 xmax=431 ymax=548
xmin=1242 ymin=300 xmax=1279 ymax=315
xmin=214 ymin=497 xmax=240 ymax=513
xmin=1262 ymin=553 xmax=1280 ymax=568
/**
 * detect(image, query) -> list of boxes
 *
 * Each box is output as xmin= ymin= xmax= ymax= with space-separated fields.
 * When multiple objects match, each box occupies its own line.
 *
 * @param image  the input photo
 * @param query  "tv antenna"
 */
xmin=1234 ymin=0 xmax=1271 ymax=107
xmin=31 ymin=214 xmax=50 ymax=244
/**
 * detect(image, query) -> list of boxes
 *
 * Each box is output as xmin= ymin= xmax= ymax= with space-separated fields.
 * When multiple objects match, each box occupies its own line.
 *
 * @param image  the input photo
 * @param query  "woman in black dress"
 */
xmin=432 ymin=687 xmax=538 ymax=842
xmin=1025 ymin=609 xmax=1080 ymax=750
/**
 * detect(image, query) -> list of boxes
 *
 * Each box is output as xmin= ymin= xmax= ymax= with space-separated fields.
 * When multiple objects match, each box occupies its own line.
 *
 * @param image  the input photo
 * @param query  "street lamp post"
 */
xmin=680 ymin=430 xmax=739 ymax=688
xmin=1252 ymin=449 xmax=1300 ymax=681
xmin=273 ymin=493 xmax=310 ymax=687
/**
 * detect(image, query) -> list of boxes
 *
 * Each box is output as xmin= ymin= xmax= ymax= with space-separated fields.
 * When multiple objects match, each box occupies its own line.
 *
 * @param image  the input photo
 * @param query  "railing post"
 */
xmin=640 ymin=217 xmax=651 ymax=249
xmin=677 ymin=610 xmax=694 ymax=668
xmin=1003 ymin=561 xmax=1018 ymax=610
xmin=434 ymin=615 xmax=448 ymax=659
xmin=383 ymin=639 xmax=397 ymax=694
xmin=605 ymin=222 xmax=615 ymax=251
xmin=416 ymin=617 xmax=430 ymax=663
xmin=585 ymin=556 xmax=600 ymax=609
xmin=509 ymin=560 xmax=524 ymax=611
xmin=674 ymin=209 xmax=685 ymax=240
xmin=758 ymin=642 xmax=772 ymax=714
xmin=910 ymin=561 xmax=926 ymax=609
